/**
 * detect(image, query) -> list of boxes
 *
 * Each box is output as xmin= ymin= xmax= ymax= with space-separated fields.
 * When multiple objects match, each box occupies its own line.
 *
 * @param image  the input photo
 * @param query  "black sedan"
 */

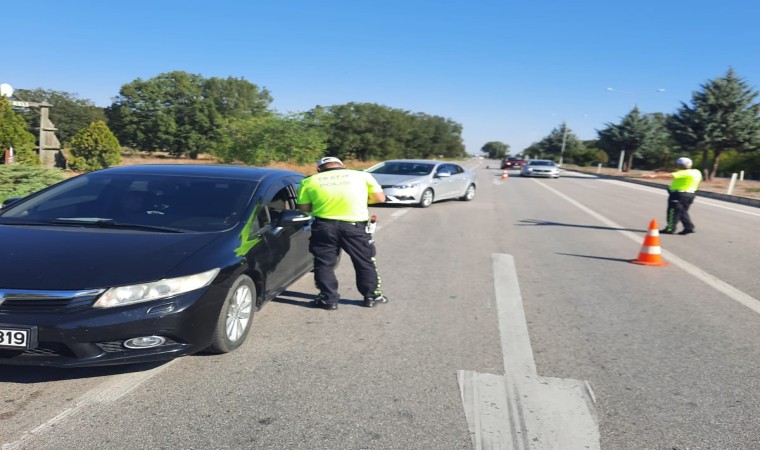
xmin=0 ymin=165 xmax=313 ymax=367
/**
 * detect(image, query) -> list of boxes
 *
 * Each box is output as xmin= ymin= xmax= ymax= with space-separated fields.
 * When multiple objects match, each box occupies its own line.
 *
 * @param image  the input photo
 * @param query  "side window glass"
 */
xmin=266 ymin=187 xmax=292 ymax=224
xmin=246 ymin=204 xmax=265 ymax=236
xmin=255 ymin=203 xmax=270 ymax=228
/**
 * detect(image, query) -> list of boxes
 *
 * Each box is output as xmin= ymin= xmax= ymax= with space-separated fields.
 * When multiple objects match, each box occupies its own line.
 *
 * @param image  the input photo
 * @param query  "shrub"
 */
xmin=0 ymin=97 xmax=40 ymax=166
xmin=0 ymin=165 xmax=66 ymax=203
xmin=68 ymin=121 xmax=122 ymax=171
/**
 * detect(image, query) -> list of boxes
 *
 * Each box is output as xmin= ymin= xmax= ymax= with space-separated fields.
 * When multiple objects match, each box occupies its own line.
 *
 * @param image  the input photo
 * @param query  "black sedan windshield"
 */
xmin=0 ymin=173 xmax=258 ymax=232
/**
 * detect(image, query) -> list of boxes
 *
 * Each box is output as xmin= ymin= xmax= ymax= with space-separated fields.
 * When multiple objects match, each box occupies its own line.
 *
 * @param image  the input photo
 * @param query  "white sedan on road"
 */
xmin=366 ymin=159 xmax=477 ymax=208
xmin=520 ymin=159 xmax=561 ymax=178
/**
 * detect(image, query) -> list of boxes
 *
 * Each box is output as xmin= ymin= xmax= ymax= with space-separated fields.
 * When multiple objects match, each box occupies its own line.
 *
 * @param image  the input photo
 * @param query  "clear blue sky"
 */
xmin=5 ymin=0 xmax=760 ymax=155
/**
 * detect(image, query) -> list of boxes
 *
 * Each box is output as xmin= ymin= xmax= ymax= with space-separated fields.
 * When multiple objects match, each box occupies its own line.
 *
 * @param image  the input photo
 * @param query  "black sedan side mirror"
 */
xmin=277 ymin=209 xmax=312 ymax=227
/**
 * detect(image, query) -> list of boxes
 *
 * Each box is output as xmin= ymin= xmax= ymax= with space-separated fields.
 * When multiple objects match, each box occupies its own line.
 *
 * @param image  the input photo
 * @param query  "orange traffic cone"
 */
xmin=631 ymin=219 xmax=669 ymax=266
xmin=501 ymin=170 xmax=509 ymax=180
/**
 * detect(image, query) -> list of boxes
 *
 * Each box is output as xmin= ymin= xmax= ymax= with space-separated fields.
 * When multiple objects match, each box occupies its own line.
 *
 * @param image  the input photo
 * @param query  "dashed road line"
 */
xmin=458 ymin=254 xmax=600 ymax=450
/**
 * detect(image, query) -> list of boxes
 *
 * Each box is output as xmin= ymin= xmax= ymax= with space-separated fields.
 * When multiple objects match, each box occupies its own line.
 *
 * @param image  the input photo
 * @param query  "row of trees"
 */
xmin=487 ymin=69 xmax=760 ymax=180
xmin=4 ymin=68 xmax=759 ymax=180
xmin=2 ymin=70 xmax=467 ymax=172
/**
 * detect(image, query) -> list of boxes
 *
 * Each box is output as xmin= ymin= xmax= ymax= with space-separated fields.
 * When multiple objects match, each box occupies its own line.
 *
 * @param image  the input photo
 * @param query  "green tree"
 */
xmin=416 ymin=114 xmax=466 ymax=159
xmin=640 ymin=113 xmax=675 ymax=168
xmin=107 ymin=71 xmax=272 ymax=158
xmin=571 ymin=147 xmax=610 ymax=166
xmin=525 ymin=123 xmax=584 ymax=163
xmin=522 ymin=141 xmax=542 ymax=159
xmin=667 ymin=68 xmax=760 ymax=180
xmin=0 ymin=97 xmax=39 ymax=165
xmin=203 ymin=76 xmax=272 ymax=119
xmin=217 ymin=113 xmax=326 ymax=165
xmin=318 ymin=103 xmax=466 ymax=162
xmin=716 ymin=150 xmax=760 ymax=178
xmin=322 ymin=103 xmax=409 ymax=161
xmin=551 ymin=123 xmax=585 ymax=164
xmin=68 ymin=121 xmax=122 ymax=171
xmin=481 ymin=141 xmax=510 ymax=159
xmin=596 ymin=108 xmax=664 ymax=171
xmin=13 ymin=89 xmax=106 ymax=146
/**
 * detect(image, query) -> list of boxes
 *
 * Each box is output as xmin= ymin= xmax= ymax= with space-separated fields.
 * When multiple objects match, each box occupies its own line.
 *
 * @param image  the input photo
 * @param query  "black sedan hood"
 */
xmin=0 ymin=225 xmax=224 ymax=290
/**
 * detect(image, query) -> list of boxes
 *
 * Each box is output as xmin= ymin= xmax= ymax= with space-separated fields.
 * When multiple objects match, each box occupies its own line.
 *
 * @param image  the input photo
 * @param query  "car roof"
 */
xmin=380 ymin=159 xmax=443 ymax=164
xmin=92 ymin=164 xmax=304 ymax=180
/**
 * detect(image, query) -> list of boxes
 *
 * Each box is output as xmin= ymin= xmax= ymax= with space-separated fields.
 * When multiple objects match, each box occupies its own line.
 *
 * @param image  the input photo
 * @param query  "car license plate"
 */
xmin=0 ymin=326 xmax=36 ymax=350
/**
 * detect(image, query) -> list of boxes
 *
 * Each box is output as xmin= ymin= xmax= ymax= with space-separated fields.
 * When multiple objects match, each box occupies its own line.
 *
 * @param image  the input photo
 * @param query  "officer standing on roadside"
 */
xmin=296 ymin=157 xmax=388 ymax=310
xmin=644 ymin=156 xmax=702 ymax=235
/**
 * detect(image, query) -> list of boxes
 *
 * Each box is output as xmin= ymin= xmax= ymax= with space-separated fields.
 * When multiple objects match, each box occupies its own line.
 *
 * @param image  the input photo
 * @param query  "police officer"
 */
xmin=644 ymin=156 xmax=702 ymax=235
xmin=296 ymin=157 xmax=387 ymax=310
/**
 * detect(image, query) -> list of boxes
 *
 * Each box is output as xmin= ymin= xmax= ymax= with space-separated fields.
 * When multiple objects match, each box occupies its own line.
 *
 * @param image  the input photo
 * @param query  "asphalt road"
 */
xmin=2 ymin=159 xmax=760 ymax=449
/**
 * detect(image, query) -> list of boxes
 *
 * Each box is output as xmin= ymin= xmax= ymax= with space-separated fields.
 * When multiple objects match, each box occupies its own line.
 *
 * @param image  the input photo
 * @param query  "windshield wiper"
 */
xmin=51 ymin=218 xmax=184 ymax=233
xmin=52 ymin=217 xmax=114 ymax=224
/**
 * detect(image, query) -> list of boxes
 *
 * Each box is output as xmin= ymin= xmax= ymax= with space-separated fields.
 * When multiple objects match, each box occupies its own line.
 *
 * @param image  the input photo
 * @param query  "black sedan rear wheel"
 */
xmin=208 ymin=275 xmax=255 ymax=353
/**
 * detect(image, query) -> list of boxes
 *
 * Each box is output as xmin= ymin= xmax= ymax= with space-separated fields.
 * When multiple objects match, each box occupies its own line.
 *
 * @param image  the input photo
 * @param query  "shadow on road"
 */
xmin=556 ymin=252 xmax=634 ymax=263
xmin=518 ymin=219 xmax=645 ymax=233
xmin=273 ymin=290 xmax=365 ymax=308
xmin=0 ymin=361 xmax=167 ymax=383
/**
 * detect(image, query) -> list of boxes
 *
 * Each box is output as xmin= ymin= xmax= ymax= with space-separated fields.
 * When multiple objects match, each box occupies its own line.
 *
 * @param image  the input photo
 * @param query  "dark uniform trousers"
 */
xmin=666 ymin=191 xmax=696 ymax=232
xmin=310 ymin=218 xmax=381 ymax=304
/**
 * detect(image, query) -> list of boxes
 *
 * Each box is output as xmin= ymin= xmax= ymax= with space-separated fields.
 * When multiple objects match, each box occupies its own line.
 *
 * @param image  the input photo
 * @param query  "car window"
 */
xmin=369 ymin=162 xmax=434 ymax=175
xmin=436 ymin=164 xmax=455 ymax=175
xmin=1 ymin=173 xmax=257 ymax=232
xmin=2 ymin=175 xmax=109 ymax=219
xmin=265 ymin=186 xmax=294 ymax=224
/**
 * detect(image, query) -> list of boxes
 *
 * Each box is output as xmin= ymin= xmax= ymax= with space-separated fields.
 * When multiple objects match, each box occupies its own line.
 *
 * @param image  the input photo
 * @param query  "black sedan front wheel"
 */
xmin=208 ymin=275 xmax=255 ymax=353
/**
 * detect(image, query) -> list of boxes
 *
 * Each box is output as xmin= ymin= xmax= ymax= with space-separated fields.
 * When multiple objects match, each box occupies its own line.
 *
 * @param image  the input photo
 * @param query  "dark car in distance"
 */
xmin=500 ymin=157 xmax=526 ymax=170
xmin=0 ymin=165 xmax=314 ymax=367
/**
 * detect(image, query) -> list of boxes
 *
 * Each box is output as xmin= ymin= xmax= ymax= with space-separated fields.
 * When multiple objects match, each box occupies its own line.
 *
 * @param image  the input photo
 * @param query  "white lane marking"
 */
xmin=694 ymin=198 xmax=760 ymax=217
xmin=492 ymin=254 xmax=536 ymax=378
xmin=599 ymin=179 xmax=664 ymax=193
xmin=2 ymin=361 xmax=177 ymax=450
xmin=598 ymin=179 xmax=760 ymax=217
xmin=369 ymin=209 xmax=409 ymax=233
xmin=533 ymin=179 xmax=760 ymax=312
xmin=458 ymin=254 xmax=600 ymax=450
xmin=390 ymin=209 xmax=408 ymax=219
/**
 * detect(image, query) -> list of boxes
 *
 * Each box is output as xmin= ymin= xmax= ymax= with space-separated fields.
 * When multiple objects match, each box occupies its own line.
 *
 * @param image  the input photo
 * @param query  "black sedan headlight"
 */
xmin=93 ymin=268 xmax=220 ymax=308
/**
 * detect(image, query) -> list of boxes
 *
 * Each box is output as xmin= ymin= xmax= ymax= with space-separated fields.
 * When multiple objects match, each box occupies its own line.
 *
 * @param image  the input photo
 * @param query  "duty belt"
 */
xmin=314 ymin=217 xmax=367 ymax=225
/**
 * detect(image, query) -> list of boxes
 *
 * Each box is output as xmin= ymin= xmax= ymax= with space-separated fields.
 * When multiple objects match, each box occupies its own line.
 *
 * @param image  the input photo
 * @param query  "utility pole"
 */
xmin=559 ymin=122 xmax=568 ymax=166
